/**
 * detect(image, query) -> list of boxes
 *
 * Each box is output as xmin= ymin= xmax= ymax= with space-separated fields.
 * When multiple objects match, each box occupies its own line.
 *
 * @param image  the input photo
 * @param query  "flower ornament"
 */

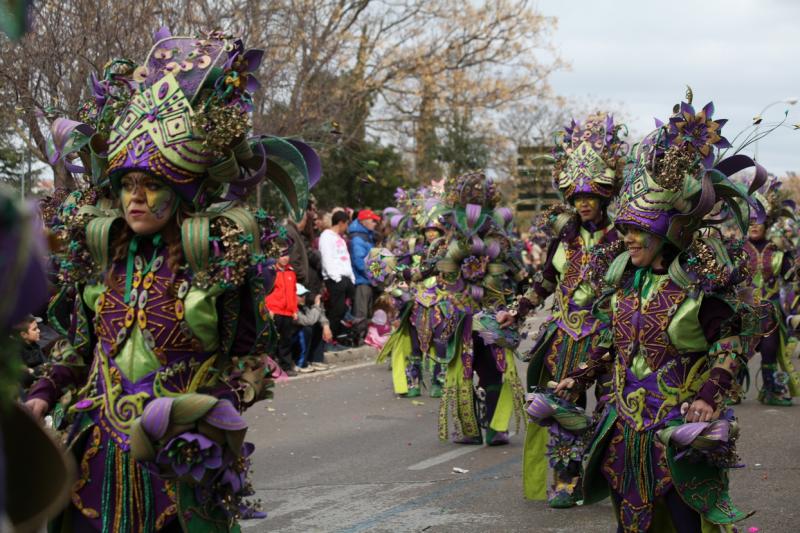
xmin=664 ymin=101 xmax=731 ymax=168
xmin=156 ymin=432 xmax=223 ymax=482
xmin=460 ymin=254 xmax=489 ymax=281
xmin=365 ymin=248 xmax=396 ymax=287
xmin=546 ymin=425 xmax=584 ymax=469
xmin=131 ymin=394 xmax=248 ymax=480
xmin=192 ymin=441 xmax=266 ymax=520
xmin=657 ymin=408 xmax=741 ymax=468
xmin=219 ymin=38 xmax=264 ymax=107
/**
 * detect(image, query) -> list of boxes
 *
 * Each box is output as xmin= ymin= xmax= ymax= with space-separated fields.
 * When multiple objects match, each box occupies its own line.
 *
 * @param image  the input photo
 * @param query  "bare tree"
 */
xmin=0 ymin=0 xmax=563 ymax=187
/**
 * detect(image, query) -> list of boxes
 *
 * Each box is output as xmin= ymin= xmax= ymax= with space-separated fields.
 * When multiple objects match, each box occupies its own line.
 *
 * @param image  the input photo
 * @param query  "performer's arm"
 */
xmin=517 ymin=239 xmax=559 ymax=317
xmin=694 ymin=296 xmax=744 ymax=411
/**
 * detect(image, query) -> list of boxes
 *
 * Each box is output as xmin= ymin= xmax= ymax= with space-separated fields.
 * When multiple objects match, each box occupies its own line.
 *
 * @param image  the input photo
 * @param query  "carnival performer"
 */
xmin=518 ymin=114 xmax=627 ymax=506
xmin=742 ymin=179 xmax=800 ymax=405
xmin=542 ymin=97 xmax=766 ymax=532
xmin=429 ymin=172 xmax=527 ymax=445
xmin=24 ymin=28 xmax=319 ymax=532
xmin=375 ymin=188 xmax=451 ymax=398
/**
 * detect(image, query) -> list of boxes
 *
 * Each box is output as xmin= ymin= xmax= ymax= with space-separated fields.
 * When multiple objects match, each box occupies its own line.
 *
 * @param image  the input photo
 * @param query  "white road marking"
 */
xmin=406 ymin=446 xmax=482 ymax=471
xmin=406 ymin=432 xmax=516 ymax=471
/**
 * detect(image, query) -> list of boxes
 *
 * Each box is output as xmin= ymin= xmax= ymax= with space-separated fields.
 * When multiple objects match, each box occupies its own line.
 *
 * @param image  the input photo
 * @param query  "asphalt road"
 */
xmin=240 ymin=312 xmax=800 ymax=532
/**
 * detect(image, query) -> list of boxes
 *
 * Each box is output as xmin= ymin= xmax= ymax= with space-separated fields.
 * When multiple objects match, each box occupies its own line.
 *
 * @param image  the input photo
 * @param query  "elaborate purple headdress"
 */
xmin=552 ymin=113 xmax=627 ymax=202
xmin=615 ymin=96 xmax=765 ymax=248
xmin=47 ymin=28 xmax=320 ymax=219
xmin=747 ymin=174 xmax=795 ymax=226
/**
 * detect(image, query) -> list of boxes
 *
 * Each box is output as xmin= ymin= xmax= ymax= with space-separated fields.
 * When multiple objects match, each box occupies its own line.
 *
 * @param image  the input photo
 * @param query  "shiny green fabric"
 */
xmin=83 ymin=283 xmax=105 ymax=312
xmin=552 ymin=225 xmax=612 ymax=308
xmin=752 ymin=249 xmax=783 ymax=297
xmin=115 ymin=327 xmax=160 ymax=382
xmin=82 ymin=284 xmax=219 ymax=382
xmin=184 ymin=287 xmax=221 ymax=352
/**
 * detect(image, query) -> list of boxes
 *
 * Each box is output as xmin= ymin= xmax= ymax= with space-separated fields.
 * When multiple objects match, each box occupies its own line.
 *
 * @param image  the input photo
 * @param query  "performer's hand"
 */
xmin=683 ymin=399 xmax=715 ymax=423
xmin=554 ymin=378 xmax=576 ymax=399
xmin=25 ymin=398 xmax=50 ymax=420
xmin=322 ymin=325 xmax=333 ymax=343
xmin=496 ymin=310 xmax=515 ymax=328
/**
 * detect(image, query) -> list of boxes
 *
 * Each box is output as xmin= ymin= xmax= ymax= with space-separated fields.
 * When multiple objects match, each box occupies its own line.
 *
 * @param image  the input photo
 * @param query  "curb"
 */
xmin=322 ymin=344 xmax=378 ymax=366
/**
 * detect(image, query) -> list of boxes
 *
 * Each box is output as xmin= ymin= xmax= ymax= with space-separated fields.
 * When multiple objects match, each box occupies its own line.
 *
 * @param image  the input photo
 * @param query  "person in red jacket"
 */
xmin=267 ymin=253 xmax=299 ymax=375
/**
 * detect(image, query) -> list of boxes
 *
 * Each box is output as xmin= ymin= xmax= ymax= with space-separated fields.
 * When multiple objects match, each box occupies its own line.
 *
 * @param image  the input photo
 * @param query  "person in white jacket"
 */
xmin=319 ymin=210 xmax=355 ymax=339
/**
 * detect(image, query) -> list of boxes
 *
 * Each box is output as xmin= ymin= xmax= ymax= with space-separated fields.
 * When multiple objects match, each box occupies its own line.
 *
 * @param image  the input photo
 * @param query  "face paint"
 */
xmin=573 ymin=194 xmax=602 ymax=223
xmin=119 ymin=172 xmax=177 ymax=235
xmin=120 ymin=174 xmax=175 ymax=219
xmin=629 ymin=230 xmax=651 ymax=248
xmin=623 ymin=227 xmax=663 ymax=268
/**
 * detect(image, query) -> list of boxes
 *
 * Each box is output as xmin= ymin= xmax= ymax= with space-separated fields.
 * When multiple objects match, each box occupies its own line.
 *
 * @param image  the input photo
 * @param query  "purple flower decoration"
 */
xmin=461 ymin=254 xmax=489 ymax=281
xmin=666 ymin=101 xmax=731 ymax=168
xmin=218 ymin=39 xmax=264 ymax=108
xmin=194 ymin=442 xmax=266 ymax=520
xmin=367 ymin=258 xmax=389 ymax=284
xmin=156 ymin=432 xmax=223 ymax=482
xmin=219 ymin=442 xmax=255 ymax=495
xmin=546 ymin=425 xmax=583 ymax=469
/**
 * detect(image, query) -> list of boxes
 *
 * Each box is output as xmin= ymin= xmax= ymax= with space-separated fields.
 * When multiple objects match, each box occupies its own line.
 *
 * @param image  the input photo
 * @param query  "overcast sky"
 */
xmin=540 ymin=0 xmax=800 ymax=173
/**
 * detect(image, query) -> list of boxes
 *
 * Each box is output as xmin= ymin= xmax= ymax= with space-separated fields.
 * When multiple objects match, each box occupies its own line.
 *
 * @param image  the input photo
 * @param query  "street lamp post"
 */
xmin=754 ymin=97 xmax=798 ymax=161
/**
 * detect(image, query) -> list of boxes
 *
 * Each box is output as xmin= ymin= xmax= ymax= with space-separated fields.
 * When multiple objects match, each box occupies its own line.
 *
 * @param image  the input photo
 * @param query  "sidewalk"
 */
xmin=323 ymin=344 xmax=378 ymax=365
xmin=287 ymin=344 xmax=379 ymax=381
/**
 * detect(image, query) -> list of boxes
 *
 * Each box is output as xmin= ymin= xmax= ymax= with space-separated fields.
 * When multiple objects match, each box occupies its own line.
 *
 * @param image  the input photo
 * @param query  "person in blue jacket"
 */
xmin=349 ymin=209 xmax=381 ymax=324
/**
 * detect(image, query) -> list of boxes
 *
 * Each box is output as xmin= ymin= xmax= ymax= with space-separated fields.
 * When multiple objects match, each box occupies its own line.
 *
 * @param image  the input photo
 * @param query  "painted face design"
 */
xmin=573 ymin=194 xmax=601 ymax=223
xmin=119 ymin=172 xmax=177 ymax=235
xmin=120 ymin=174 xmax=175 ymax=219
xmin=622 ymin=226 xmax=662 ymax=268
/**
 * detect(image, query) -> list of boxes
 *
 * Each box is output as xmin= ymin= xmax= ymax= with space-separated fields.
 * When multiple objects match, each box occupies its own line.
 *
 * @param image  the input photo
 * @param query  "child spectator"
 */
xmin=15 ymin=315 xmax=46 ymax=390
xmin=294 ymin=284 xmax=334 ymax=373
xmin=364 ymin=294 xmax=399 ymax=350
xmin=364 ymin=310 xmax=391 ymax=350
xmin=266 ymin=252 xmax=299 ymax=376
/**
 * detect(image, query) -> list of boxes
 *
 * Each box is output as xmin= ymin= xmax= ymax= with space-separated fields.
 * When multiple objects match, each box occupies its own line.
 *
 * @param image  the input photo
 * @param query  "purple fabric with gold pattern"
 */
xmin=554 ymin=229 xmax=619 ymax=340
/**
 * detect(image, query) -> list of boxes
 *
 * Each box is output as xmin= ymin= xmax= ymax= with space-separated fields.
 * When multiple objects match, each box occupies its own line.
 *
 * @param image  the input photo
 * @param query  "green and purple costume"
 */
xmin=30 ymin=28 xmax=320 ymax=532
xmin=521 ymin=114 xmax=627 ymax=505
xmin=527 ymin=97 xmax=768 ymax=532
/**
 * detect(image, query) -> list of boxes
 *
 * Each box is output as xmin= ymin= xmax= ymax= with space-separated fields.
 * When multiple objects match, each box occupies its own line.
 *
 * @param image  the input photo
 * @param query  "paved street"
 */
xmin=241 ymin=346 xmax=800 ymax=532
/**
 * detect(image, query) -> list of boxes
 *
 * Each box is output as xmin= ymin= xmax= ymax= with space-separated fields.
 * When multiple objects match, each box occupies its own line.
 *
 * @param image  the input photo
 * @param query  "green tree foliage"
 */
xmin=312 ymin=141 xmax=407 ymax=210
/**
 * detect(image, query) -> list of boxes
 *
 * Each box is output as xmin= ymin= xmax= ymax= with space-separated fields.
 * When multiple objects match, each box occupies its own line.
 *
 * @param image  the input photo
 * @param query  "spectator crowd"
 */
xmin=264 ymin=200 xmax=390 ymax=376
